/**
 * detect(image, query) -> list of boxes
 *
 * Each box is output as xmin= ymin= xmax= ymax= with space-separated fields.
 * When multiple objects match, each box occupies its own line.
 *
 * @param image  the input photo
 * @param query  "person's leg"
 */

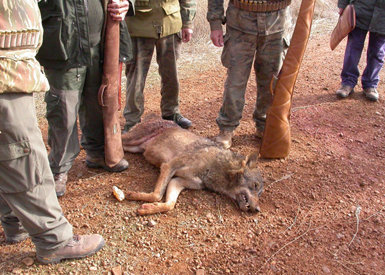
xmin=156 ymin=33 xmax=181 ymax=117
xmin=44 ymin=67 xmax=87 ymax=174
xmin=340 ymin=27 xmax=368 ymax=88
xmin=123 ymin=37 xmax=156 ymax=131
xmin=0 ymin=197 xmax=28 ymax=243
xmin=79 ymin=45 xmax=104 ymax=159
xmin=362 ymin=31 xmax=385 ymax=91
xmin=156 ymin=33 xmax=191 ymax=128
xmin=80 ymin=45 xmax=128 ymax=171
xmin=0 ymin=93 xmax=73 ymax=252
xmin=253 ymin=31 xmax=287 ymax=134
xmin=217 ymin=26 xmax=256 ymax=131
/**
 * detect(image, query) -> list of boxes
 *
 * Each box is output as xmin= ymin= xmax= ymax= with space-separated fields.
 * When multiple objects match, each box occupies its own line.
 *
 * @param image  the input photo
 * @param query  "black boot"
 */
xmin=162 ymin=113 xmax=192 ymax=129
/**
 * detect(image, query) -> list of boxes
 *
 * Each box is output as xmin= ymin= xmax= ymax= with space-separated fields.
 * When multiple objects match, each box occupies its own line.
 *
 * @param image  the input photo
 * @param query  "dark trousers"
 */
xmin=123 ymin=34 xmax=181 ymax=130
xmin=44 ymin=46 xmax=104 ymax=174
xmin=341 ymin=27 xmax=385 ymax=89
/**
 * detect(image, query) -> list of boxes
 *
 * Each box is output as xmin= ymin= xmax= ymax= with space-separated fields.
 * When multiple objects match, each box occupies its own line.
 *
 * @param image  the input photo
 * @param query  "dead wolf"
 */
xmin=121 ymin=116 xmax=264 ymax=215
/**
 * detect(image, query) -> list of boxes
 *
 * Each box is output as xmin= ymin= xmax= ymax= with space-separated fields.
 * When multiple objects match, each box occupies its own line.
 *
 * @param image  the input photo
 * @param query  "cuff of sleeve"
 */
xmin=182 ymin=21 xmax=194 ymax=30
xmin=209 ymin=20 xmax=223 ymax=31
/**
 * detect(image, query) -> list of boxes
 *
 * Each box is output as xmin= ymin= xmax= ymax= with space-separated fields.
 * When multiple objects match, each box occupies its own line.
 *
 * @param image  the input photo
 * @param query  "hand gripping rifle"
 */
xmin=98 ymin=0 xmax=124 ymax=167
xmin=259 ymin=0 xmax=316 ymax=158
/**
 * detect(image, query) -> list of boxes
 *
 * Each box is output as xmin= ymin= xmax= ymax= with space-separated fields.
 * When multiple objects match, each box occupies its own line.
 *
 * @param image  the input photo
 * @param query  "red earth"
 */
xmin=1 ymin=22 xmax=384 ymax=275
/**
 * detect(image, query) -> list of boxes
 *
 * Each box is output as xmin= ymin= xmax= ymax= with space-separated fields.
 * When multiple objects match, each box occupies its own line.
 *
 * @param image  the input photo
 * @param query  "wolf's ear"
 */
xmin=245 ymin=151 xmax=259 ymax=169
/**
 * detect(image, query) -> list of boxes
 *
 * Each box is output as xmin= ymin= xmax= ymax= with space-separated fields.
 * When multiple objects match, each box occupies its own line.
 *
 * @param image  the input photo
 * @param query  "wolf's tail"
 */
xmin=121 ymin=115 xmax=179 ymax=148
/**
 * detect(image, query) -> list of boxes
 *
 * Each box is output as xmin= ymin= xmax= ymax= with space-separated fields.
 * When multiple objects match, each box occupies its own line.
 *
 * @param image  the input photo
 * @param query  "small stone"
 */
xmin=12 ymin=268 xmax=23 ymax=274
xmin=89 ymin=266 xmax=98 ymax=271
xmin=322 ymin=266 xmax=331 ymax=273
xmin=112 ymin=265 xmax=122 ymax=275
xmin=22 ymin=257 xmax=34 ymax=266
xmin=336 ymin=233 xmax=344 ymax=239
xmin=196 ymin=269 xmax=205 ymax=275
xmin=148 ymin=220 xmax=157 ymax=227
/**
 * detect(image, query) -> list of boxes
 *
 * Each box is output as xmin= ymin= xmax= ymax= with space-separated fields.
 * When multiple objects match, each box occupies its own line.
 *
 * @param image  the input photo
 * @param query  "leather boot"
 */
xmin=36 ymin=234 xmax=105 ymax=264
xmin=214 ymin=130 xmax=234 ymax=149
xmin=363 ymin=87 xmax=379 ymax=102
xmin=86 ymin=156 xmax=128 ymax=172
xmin=3 ymin=226 xmax=29 ymax=244
xmin=162 ymin=113 xmax=192 ymax=129
xmin=336 ymin=85 xmax=354 ymax=98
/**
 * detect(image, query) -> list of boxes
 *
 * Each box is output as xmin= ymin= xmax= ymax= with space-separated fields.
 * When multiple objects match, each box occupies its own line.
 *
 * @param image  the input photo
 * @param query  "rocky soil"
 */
xmin=1 ymin=15 xmax=384 ymax=275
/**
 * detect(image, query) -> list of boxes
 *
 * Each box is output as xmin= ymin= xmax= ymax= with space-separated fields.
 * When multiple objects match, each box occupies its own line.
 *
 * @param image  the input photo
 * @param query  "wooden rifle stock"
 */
xmin=259 ymin=0 xmax=316 ymax=158
xmin=98 ymin=0 xmax=124 ymax=167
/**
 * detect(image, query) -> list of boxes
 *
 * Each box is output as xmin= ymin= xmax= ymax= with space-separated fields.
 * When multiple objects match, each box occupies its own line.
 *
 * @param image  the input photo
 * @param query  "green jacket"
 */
xmin=0 ymin=0 xmax=49 ymax=94
xmin=126 ymin=0 xmax=196 ymax=38
xmin=338 ymin=0 xmax=385 ymax=35
xmin=37 ymin=0 xmax=135 ymax=70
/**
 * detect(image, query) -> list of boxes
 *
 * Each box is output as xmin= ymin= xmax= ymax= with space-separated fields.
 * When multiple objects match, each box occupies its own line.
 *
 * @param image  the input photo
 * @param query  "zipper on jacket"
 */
xmin=73 ymin=0 xmax=84 ymax=56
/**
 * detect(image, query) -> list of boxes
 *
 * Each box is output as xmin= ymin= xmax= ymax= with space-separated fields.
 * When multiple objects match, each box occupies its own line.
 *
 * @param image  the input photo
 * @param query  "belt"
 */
xmin=0 ymin=29 xmax=39 ymax=50
xmin=230 ymin=0 xmax=292 ymax=12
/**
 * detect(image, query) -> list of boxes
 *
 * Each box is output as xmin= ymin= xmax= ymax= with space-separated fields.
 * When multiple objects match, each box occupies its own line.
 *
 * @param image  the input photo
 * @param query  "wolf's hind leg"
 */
xmin=126 ymin=162 xmax=175 ymax=202
xmin=137 ymin=177 xmax=187 ymax=215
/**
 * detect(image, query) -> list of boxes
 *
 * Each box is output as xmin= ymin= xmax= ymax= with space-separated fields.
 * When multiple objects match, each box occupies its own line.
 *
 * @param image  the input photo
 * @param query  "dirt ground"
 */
xmin=1 ymin=17 xmax=385 ymax=275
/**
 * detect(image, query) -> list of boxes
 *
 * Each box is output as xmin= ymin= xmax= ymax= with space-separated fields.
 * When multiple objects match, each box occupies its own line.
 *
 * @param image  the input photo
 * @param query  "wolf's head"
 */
xmin=228 ymin=152 xmax=264 ymax=212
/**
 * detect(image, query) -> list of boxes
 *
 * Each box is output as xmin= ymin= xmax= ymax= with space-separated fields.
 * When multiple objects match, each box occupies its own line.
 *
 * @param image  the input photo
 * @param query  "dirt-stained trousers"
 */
xmin=217 ymin=26 xmax=287 ymax=132
xmin=123 ymin=34 xmax=181 ymax=130
xmin=0 ymin=93 xmax=73 ymax=254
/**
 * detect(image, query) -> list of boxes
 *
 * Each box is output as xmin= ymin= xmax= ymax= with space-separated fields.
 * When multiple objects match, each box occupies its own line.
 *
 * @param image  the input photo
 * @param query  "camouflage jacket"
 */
xmin=338 ymin=0 xmax=385 ymax=35
xmin=36 ymin=0 xmax=135 ymax=70
xmin=207 ymin=0 xmax=289 ymax=36
xmin=0 ymin=0 xmax=49 ymax=94
xmin=126 ymin=0 xmax=197 ymax=38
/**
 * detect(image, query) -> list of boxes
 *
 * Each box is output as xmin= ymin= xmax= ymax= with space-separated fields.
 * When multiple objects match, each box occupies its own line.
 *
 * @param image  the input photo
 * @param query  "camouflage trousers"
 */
xmin=0 ymin=93 xmax=73 ymax=253
xmin=217 ymin=26 xmax=288 ymax=132
xmin=123 ymin=34 xmax=181 ymax=130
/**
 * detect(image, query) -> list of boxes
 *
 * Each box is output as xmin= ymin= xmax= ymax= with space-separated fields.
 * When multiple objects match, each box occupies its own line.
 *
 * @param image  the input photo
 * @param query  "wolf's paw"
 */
xmin=126 ymin=191 xmax=142 ymax=201
xmin=137 ymin=203 xmax=160 ymax=215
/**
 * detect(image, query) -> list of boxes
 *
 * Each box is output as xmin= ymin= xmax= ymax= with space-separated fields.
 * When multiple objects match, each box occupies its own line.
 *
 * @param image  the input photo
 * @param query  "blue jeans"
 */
xmin=341 ymin=27 xmax=385 ymax=89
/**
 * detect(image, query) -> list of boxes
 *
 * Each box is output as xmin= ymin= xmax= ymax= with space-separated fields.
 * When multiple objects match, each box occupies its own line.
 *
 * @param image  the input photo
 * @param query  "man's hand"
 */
xmin=182 ymin=28 xmax=193 ymax=43
xmin=108 ymin=0 xmax=129 ymax=21
xmin=210 ymin=29 xmax=224 ymax=47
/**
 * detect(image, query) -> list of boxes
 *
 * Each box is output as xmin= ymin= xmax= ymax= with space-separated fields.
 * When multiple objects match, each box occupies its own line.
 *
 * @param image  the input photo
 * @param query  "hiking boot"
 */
xmin=4 ymin=228 xmax=29 ymax=244
xmin=336 ymin=85 xmax=354 ymax=98
xmin=36 ymin=234 xmax=105 ymax=264
xmin=214 ymin=130 xmax=234 ymax=149
xmin=86 ymin=156 xmax=129 ymax=172
xmin=54 ymin=172 xmax=68 ymax=197
xmin=162 ymin=113 xmax=192 ymax=129
xmin=363 ymin=87 xmax=379 ymax=102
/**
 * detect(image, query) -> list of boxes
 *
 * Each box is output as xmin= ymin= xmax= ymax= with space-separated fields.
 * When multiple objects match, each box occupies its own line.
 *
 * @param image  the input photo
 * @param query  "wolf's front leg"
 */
xmin=137 ymin=177 xmax=187 ymax=215
xmin=126 ymin=162 xmax=175 ymax=202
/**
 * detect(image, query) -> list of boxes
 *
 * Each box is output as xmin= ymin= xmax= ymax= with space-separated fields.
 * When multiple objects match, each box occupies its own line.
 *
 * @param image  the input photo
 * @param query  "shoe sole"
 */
xmin=336 ymin=90 xmax=354 ymax=98
xmin=37 ymin=239 xmax=105 ymax=264
xmin=364 ymin=93 xmax=379 ymax=102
